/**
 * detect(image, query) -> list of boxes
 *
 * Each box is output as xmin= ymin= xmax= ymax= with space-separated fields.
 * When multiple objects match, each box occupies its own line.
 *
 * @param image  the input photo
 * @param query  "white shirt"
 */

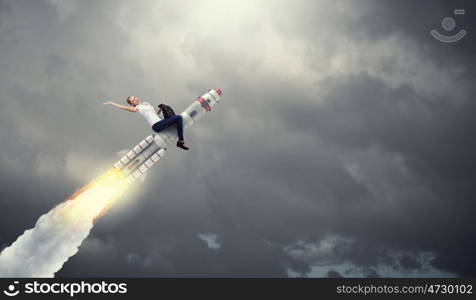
xmin=136 ymin=102 xmax=162 ymax=126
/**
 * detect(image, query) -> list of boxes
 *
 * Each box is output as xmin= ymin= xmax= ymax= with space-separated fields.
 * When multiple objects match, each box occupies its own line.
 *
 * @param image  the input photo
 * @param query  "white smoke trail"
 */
xmin=0 ymin=170 xmax=127 ymax=277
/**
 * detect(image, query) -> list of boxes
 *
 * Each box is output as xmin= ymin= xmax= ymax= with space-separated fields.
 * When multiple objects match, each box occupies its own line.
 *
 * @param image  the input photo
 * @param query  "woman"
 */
xmin=103 ymin=96 xmax=189 ymax=150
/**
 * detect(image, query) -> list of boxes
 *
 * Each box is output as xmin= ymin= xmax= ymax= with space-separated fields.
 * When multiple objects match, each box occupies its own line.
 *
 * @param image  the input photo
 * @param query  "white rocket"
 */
xmin=113 ymin=88 xmax=223 ymax=184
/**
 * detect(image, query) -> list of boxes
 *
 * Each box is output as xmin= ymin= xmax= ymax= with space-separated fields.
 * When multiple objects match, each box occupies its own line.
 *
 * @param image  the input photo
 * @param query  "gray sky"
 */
xmin=0 ymin=0 xmax=475 ymax=277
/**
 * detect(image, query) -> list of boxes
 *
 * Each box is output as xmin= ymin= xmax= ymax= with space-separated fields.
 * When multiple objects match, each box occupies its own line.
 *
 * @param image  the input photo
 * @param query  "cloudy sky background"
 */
xmin=0 ymin=0 xmax=475 ymax=277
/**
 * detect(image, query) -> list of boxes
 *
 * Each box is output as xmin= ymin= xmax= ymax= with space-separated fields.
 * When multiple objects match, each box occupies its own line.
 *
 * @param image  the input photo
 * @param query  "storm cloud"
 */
xmin=0 ymin=0 xmax=475 ymax=277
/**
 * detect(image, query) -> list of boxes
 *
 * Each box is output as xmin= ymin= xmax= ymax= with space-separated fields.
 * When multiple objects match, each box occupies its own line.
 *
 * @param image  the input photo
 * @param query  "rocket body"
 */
xmin=112 ymin=88 xmax=223 ymax=184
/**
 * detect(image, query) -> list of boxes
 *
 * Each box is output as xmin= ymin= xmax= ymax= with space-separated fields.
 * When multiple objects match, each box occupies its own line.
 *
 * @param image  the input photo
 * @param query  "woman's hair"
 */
xmin=126 ymin=96 xmax=134 ymax=105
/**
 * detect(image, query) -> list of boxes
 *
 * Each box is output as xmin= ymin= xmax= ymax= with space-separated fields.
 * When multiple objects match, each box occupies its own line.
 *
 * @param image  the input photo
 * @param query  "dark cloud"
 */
xmin=0 ymin=0 xmax=474 ymax=278
xmin=327 ymin=270 xmax=343 ymax=278
xmin=273 ymin=72 xmax=476 ymax=275
xmin=399 ymin=254 xmax=421 ymax=270
xmin=0 ymin=0 xmax=11 ymax=22
xmin=364 ymin=268 xmax=381 ymax=278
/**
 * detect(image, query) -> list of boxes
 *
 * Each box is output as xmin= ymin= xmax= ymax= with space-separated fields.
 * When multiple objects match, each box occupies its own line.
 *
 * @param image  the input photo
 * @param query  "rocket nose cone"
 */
xmin=215 ymin=88 xmax=223 ymax=96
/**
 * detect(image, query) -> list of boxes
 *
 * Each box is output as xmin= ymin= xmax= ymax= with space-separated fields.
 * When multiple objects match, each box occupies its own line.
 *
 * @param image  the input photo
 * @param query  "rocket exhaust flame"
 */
xmin=0 ymin=88 xmax=223 ymax=277
xmin=0 ymin=169 xmax=128 ymax=277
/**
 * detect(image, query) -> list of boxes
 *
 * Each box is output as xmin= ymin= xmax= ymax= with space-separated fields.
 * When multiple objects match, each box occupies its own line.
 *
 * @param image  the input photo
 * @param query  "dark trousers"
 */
xmin=152 ymin=115 xmax=184 ymax=140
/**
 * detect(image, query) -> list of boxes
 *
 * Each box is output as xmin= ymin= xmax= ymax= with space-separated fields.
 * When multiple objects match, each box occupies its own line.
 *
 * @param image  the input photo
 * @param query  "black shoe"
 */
xmin=177 ymin=140 xmax=189 ymax=150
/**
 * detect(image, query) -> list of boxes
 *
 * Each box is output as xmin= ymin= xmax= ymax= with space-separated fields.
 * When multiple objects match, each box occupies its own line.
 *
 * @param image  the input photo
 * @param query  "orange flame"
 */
xmin=63 ymin=168 xmax=129 ymax=223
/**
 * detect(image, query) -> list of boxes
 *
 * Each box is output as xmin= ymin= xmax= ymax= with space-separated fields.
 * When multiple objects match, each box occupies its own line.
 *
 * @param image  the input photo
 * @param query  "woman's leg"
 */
xmin=152 ymin=115 xmax=184 ymax=140
xmin=175 ymin=115 xmax=184 ymax=141
xmin=152 ymin=117 xmax=175 ymax=132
